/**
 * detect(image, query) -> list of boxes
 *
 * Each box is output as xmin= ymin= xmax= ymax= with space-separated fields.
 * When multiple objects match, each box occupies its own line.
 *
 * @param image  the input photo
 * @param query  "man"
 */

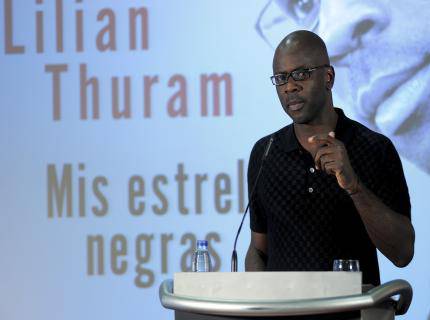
xmin=245 ymin=30 xmax=415 ymax=287
xmin=255 ymin=0 xmax=430 ymax=174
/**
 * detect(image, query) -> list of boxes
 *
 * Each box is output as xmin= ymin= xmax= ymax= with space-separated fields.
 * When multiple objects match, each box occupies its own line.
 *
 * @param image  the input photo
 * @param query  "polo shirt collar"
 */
xmin=279 ymin=108 xmax=355 ymax=153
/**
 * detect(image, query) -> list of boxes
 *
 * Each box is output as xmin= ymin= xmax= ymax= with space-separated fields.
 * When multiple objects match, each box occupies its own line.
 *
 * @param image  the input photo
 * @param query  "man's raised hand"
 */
xmin=308 ymin=131 xmax=359 ymax=194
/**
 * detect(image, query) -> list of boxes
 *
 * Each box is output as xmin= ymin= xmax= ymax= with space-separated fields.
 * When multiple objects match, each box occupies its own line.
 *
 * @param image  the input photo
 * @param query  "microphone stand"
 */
xmin=231 ymin=135 xmax=274 ymax=272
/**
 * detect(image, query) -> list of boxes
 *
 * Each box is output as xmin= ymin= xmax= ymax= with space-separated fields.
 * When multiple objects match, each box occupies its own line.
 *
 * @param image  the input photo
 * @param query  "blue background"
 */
xmin=1 ymin=1 xmax=429 ymax=319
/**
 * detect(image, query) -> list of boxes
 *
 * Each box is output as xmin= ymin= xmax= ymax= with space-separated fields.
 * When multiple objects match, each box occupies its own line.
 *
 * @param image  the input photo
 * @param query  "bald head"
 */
xmin=272 ymin=30 xmax=335 ymax=124
xmin=274 ymin=30 xmax=330 ymax=69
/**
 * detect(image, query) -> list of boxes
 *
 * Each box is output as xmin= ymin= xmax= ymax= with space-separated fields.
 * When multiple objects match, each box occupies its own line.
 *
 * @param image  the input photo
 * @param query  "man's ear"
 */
xmin=326 ymin=65 xmax=335 ymax=90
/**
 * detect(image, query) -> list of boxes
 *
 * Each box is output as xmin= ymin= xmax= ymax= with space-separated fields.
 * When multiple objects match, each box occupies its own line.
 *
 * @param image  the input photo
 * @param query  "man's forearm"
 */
xmin=350 ymin=181 xmax=415 ymax=267
xmin=245 ymin=245 xmax=267 ymax=271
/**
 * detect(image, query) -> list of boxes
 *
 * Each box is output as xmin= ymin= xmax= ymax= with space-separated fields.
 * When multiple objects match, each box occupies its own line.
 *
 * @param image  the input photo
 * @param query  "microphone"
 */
xmin=231 ymin=135 xmax=274 ymax=272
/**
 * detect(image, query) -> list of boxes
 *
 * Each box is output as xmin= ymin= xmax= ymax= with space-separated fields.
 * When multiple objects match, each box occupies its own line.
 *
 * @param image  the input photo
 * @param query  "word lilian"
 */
xmin=4 ymin=0 xmax=149 ymax=53
xmin=4 ymin=0 xmax=234 ymax=120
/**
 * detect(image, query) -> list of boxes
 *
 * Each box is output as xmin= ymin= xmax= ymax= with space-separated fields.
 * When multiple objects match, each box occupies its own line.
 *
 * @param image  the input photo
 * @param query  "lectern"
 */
xmin=159 ymin=272 xmax=412 ymax=320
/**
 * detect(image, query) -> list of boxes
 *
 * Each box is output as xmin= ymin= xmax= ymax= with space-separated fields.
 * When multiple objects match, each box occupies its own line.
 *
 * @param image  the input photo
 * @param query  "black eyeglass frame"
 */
xmin=270 ymin=64 xmax=331 ymax=86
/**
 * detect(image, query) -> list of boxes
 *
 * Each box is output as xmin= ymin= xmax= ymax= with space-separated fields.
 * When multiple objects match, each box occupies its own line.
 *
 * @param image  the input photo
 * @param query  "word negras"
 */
xmin=87 ymin=231 xmax=221 ymax=288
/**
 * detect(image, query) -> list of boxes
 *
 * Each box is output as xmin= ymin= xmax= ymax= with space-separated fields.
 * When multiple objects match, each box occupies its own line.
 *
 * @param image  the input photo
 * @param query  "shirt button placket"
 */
xmin=308 ymin=167 xmax=315 ymax=193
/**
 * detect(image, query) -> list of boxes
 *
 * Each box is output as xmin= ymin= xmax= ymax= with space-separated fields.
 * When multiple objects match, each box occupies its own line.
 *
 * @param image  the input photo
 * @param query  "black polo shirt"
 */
xmin=248 ymin=108 xmax=411 ymax=285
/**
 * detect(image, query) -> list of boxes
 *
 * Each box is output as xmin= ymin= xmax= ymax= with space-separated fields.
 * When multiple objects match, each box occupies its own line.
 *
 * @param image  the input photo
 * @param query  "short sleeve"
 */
xmin=375 ymin=139 xmax=411 ymax=219
xmin=248 ymin=139 xmax=268 ymax=233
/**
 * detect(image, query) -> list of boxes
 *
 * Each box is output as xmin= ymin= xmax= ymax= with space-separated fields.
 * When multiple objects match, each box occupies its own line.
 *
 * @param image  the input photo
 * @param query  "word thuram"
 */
xmin=45 ymin=64 xmax=233 ymax=121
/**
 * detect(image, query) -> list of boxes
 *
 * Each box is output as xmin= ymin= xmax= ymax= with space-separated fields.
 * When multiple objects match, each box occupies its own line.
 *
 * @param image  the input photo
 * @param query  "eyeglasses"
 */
xmin=271 ymin=64 xmax=330 ymax=86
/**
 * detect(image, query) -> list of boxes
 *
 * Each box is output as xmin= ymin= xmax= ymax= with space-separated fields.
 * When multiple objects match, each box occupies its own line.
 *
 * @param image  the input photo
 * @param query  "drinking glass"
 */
xmin=333 ymin=259 xmax=360 ymax=272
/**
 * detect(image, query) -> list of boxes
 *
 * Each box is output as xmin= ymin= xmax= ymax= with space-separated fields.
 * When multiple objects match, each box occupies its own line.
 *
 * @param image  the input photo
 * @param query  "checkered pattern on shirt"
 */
xmin=248 ymin=108 xmax=411 ymax=286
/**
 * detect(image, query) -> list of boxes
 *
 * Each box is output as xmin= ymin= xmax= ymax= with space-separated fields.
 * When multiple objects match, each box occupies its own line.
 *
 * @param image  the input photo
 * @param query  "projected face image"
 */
xmin=256 ymin=0 xmax=430 ymax=173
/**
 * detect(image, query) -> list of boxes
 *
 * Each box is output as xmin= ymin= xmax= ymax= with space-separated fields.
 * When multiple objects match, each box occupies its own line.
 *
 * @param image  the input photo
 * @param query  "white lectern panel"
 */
xmin=174 ymin=272 xmax=362 ymax=300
